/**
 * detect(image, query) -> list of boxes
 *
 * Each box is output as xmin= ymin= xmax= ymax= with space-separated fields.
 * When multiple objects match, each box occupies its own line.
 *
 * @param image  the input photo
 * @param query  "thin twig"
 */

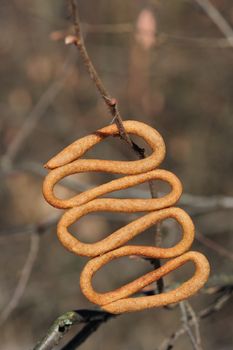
xmin=185 ymin=302 xmax=202 ymax=349
xmin=0 ymin=232 xmax=40 ymax=326
xmin=50 ymin=23 xmax=233 ymax=48
xmin=157 ymin=287 xmax=233 ymax=350
xmin=199 ymin=286 xmax=233 ymax=318
xmin=67 ymin=0 xmax=137 ymax=150
xmin=194 ymin=0 xmax=233 ymax=47
xmin=179 ymin=302 xmax=200 ymax=350
xmin=196 ymin=231 xmax=233 ymax=262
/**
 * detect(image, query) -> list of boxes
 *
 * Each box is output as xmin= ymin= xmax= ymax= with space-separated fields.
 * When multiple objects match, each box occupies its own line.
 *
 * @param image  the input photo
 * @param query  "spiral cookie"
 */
xmin=43 ymin=120 xmax=210 ymax=314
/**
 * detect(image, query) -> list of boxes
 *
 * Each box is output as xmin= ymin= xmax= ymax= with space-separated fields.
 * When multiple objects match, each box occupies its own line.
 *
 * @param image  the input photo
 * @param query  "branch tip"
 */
xmin=65 ymin=35 xmax=77 ymax=45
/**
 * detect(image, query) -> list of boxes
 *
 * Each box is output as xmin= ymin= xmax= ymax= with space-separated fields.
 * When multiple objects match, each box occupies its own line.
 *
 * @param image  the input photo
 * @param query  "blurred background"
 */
xmin=0 ymin=0 xmax=233 ymax=349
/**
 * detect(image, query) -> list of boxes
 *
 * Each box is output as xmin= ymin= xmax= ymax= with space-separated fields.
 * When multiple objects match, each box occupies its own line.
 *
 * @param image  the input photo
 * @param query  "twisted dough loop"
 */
xmin=43 ymin=120 xmax=210 ymax=314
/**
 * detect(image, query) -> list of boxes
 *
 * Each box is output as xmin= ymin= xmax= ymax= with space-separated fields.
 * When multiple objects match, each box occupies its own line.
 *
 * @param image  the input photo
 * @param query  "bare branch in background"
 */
xmin=15 ymin=5 xmax=233 ymax=49
xmin=160 ymin=33 xmax=233 ymax=48
xmin=194 ymin=0 xmax=233 ymax=47
xmin=0 ymin=214 xmax=59 ymax=241
xmin=0 ymin=55 xmax=72 ymax=172
xmin=157 ymin=287 xmax=233 ymax=350
xmin=0 ymin=232 xmax=40 ymax=325
xmin=196 ymin=231 xmax=233 ymax=263
xmin=179 ymin=301 xmax=202 ymax=350
xmin=185 ymin=302 xmax=202 ymax=350
xmin=180 ymin=193 xmax=233 ymax=210
xmin=205 ymin=274 xmax=233 ymax=290
xmin=2 ymin=202 xmax=233 ymax=268
xmin=50 ymin=22 xmax=233 ymax=48
xmin=19 ymin=160 xmax=233 ymax=211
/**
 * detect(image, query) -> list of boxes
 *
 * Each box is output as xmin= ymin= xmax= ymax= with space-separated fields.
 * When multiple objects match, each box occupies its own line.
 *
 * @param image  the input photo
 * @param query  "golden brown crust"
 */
xmin=80 ymin=251 xmax=210 ymax=314
xmin=44 ymin=120 xmax=166 ymax=171
xmin=43 ymin=120 xmax=210 ymax=313
xmin=57 ymin=207 xmax=194 ymax=258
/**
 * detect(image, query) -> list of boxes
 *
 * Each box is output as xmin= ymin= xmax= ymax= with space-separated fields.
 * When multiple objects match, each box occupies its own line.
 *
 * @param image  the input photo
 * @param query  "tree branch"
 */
xmin=0 ymin=55 xmax=72 ymax=172
xmin=0 ymin=232 xmax=40 ymax=326
xmin=67 ymin=0 xmax=138 ymax=151
xmin=194 ymin=0 xmax=233 ymax=47
xmin=33 ymin=309 xmax=113 ymax=350
xmin=157 ymin=286 xmax=233 ymax=350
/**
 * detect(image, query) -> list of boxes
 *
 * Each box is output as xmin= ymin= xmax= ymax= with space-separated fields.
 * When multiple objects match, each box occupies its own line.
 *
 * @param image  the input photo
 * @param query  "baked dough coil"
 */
xmin=43 ymin=120 xmax=210 ymax=314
